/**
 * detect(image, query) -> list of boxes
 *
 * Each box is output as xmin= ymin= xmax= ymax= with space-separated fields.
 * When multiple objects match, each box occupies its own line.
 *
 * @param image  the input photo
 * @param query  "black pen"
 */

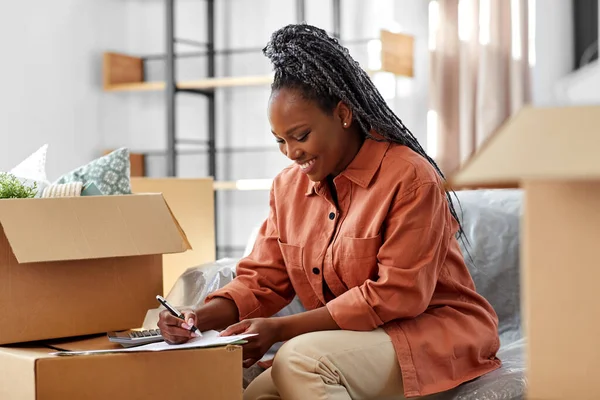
xmin=156 ymin=295 xmax=202 ymax=337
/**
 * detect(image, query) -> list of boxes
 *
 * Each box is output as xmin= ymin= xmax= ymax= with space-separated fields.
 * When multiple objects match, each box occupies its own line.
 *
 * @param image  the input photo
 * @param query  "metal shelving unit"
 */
xmin=160 ymin=0 xmax=313 ymax=249
xmin=161 ymin=0 xmax=336 ymax=181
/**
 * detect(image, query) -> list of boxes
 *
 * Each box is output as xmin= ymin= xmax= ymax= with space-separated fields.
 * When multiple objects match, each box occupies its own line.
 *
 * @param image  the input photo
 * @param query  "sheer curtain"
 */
xmin=428 ymin=0 xmax=533 ymax=174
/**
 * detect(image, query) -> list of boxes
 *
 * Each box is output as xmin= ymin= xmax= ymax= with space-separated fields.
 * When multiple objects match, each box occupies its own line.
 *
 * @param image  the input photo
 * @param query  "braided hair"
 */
xmin=263 ymin=23 xmax=465 ymax=239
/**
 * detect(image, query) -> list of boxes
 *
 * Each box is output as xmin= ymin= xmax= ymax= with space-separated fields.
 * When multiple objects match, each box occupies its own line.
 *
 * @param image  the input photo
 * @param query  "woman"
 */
xmin=158 ymin=24 xmax=501 ymax=400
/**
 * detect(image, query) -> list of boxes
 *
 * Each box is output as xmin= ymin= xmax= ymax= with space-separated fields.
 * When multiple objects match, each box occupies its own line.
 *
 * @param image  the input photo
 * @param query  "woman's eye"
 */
xmin=275 ymin=138 xmax=285 ymax=144
xmin=297 ymin=132 xmax=310 ymax=142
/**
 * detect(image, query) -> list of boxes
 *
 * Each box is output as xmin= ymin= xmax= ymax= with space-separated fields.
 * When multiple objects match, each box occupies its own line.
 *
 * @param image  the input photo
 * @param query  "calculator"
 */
xmin=107 ymin=329 xmax=164 ymax=347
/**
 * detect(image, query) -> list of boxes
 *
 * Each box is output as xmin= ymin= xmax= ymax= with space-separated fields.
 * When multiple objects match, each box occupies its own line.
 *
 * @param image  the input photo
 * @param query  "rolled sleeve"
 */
xmin=326 ymin=182 xmax=451 ymax=330
xmin=326 ymin=286 xmax=383 ymax=330
xmin=206 ymin=186 xmax=295 ymax=320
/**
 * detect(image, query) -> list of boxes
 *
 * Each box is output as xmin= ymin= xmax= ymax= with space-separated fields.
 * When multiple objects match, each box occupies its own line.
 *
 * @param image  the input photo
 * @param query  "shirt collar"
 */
xmin=305 ymin=135 xmax=391 ymax=196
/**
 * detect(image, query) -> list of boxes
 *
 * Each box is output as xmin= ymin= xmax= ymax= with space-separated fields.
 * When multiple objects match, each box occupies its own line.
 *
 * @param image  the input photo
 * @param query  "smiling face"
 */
xmin=268 ymin=87 xmax=364 ymax=182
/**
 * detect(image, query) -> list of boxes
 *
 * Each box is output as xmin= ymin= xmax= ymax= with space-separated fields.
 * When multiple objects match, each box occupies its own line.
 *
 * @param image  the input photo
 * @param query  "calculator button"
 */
xmin=128 ymin=332 xmax=137 ymax=338
xmin=141 ymin=330 xmax=151 ymax=337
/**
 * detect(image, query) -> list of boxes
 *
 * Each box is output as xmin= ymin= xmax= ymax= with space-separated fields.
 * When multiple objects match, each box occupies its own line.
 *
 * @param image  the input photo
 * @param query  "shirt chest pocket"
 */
xmin=338 ymin=234 xmax=382 ymax=287
xmin=278 ymin=240 xmax=303 ymax=267
xmin=278 ymin=239 xmax=313 ymax=293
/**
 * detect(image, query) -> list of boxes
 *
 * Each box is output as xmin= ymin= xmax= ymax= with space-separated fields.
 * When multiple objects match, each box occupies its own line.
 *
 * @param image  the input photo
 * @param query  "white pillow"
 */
xmin=7 ymin=144 xmax=51 ymax=197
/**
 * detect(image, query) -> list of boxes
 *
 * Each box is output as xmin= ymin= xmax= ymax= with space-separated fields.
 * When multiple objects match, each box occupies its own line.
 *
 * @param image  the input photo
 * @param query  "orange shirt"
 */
xmin=207 ymin=138 xmax=501 ymax=397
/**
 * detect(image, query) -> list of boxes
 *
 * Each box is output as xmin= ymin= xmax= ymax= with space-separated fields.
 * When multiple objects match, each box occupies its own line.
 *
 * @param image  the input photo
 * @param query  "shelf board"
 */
xmin=104 ymin=69 xmax=400 ymax=93
xmin=102 ymin=30 xmax=414 ymax=93
xmin=105 ymin=73 xmax=275 ymax=92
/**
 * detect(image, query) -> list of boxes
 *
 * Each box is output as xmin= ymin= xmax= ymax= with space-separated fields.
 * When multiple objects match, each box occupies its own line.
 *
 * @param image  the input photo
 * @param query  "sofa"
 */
xmin=427 ymin=189 xmax=526 ymax=399
xmin=165 ymin=188 xmax=527 ymax=399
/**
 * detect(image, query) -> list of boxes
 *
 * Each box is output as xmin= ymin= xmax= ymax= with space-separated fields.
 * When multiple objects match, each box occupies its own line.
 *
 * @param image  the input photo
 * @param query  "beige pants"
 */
xmin=243 ymin=329 xmax=408 ymax=400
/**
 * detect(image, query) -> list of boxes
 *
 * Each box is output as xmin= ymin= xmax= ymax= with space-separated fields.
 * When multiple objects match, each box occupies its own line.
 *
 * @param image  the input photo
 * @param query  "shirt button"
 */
xmin=312 ymin=267 xmax=320 ymax=275
xmin=328 ymin=212 xmax=335 ymax=220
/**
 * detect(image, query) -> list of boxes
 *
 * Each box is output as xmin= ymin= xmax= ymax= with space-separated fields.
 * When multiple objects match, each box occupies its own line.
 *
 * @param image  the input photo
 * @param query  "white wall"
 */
xmin=0 ymin=0 xmax=131 ymax=179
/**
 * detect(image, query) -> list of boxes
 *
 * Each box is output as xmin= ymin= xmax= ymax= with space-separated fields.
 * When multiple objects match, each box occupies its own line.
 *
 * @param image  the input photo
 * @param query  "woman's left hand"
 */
xmin=220 ymin=317 xmax=281 ymax=368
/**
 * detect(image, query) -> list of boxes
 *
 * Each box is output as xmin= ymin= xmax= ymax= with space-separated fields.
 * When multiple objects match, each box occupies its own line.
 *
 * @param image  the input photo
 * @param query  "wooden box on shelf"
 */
xmin=380 ymin=29 xmax=414 ymax=77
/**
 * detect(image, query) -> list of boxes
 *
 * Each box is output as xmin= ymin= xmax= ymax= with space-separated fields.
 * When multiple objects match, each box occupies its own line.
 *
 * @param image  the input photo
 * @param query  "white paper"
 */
xmin=51 ymin=330 xmax=256 ymax=356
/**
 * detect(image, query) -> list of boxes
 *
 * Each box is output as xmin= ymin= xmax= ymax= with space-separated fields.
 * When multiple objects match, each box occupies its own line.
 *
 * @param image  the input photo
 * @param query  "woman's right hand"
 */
xmin=156 ymin=298 xmax=240 ymax=345
xmin=157 ymin=309 xmax=200 ymax=344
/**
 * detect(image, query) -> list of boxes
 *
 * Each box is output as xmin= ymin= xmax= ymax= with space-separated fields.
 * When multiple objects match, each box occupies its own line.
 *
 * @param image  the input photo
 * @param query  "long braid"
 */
xmin=263 ymin=24 xmax=466 ymax=239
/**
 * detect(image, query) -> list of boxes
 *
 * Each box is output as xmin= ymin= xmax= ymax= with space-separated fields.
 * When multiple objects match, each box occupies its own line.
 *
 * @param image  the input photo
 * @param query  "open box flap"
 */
xmin=451 ymin=105 xmax=600 ymax=187
xmin=0 ymin=194 xmax=191 ymax=264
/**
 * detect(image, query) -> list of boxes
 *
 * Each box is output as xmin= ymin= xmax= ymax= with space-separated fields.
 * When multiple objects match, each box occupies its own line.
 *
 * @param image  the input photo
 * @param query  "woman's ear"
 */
xmin=335 ymin=101 xmax=353 ymax=128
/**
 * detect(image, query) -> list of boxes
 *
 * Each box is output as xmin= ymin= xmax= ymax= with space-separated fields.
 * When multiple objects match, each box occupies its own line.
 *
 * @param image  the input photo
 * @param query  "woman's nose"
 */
xmin=290 ymin=148 xmax=303 ymax=161
xmin=284 ymin=145 xmax=303 ymax=161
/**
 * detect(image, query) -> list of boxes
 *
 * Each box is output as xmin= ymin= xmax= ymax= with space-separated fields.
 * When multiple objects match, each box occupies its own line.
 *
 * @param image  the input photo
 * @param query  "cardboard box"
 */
xmin=451 ymin=105 xmax=600 ymax=400
xmin=0 ymin=336 xmax=242 ymax=400
xmin=0 ymin=194 xmax=190 ymax=345
xmin=131 ymin=178 xmax=216 ymax=294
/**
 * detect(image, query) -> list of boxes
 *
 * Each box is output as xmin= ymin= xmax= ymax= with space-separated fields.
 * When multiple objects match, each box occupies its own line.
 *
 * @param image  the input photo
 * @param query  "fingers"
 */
xmin=159 ymin=310 xmax=183 ymax=327
xmin=180 ymin=311 xmax=197 ymax=330
xmin=162 ymin=332 xmax=193 ymax=345
xmin=157 ymin=309 xmax=198 ymax=344
xmin=220 ymin=320 xmax=250 ymax=337
xmin=158 ymin=326 xmax=194 ymax=344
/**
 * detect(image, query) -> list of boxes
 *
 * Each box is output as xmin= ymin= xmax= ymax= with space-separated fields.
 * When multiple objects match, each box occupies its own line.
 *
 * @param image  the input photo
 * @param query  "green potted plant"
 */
xmin=0 ymin=172 xmax=38 ymax=199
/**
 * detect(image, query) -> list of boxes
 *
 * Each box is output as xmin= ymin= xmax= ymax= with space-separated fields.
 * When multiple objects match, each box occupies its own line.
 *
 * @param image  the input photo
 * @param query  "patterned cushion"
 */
xmin=55 ymin=148 xmax=132 ymax=195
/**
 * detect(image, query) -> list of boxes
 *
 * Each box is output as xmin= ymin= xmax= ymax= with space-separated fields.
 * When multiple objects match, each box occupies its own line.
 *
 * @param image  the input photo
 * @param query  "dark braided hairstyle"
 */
xmin=262 ymin=23 xmax=466 ymax=239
